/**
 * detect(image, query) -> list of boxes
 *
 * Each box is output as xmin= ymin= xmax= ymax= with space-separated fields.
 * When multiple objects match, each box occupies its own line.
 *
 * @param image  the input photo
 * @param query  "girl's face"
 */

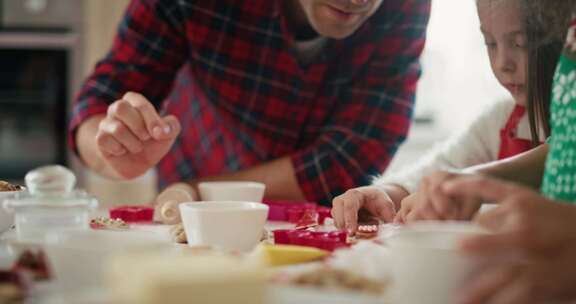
xmin=297 ymin=0 xmax=384 ymax=39
xmin=478 ymin=0 xmax=528 ymax=105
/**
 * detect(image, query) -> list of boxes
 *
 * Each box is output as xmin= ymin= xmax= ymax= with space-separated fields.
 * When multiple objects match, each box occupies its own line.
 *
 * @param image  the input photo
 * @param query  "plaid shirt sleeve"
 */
xmin=291 ymin=0 xmax=430 ymax=204
xmin=68 ymin=0 xmax=187 ymax=149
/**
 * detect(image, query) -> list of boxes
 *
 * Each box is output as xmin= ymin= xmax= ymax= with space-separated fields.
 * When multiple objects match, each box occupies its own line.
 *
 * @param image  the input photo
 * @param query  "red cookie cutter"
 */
xmin=263 ymin=200 xmax=332 ymax=225
xmin=317 ymin=206 xmax=332 ymax=225
xmin=109 ymin=205 xmax=154 ymax=223
xmin=263 ymin=200 xmax=316 ymax=221
xmin=273 ymin=229 xmax=348 ymax=252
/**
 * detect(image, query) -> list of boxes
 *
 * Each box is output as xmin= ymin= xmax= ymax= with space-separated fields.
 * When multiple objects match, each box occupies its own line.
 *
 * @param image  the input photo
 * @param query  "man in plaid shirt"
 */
xmin=71 ymin=0 xmax=430 ymax=205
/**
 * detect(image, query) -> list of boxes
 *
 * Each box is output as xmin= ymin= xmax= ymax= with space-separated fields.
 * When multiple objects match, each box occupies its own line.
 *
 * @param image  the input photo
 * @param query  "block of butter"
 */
xmin=249 ymin=243 xmax=329 ymax=267
xmin=107 ymin=254 xmax=265 ymax=304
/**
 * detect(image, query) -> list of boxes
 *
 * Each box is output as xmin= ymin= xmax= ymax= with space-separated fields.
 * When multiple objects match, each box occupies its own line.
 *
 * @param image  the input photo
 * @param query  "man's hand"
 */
xmin=331 ymin=186 xmax=397 ymax=234
xmin=83 ymin=92 xmax=181 ymax=179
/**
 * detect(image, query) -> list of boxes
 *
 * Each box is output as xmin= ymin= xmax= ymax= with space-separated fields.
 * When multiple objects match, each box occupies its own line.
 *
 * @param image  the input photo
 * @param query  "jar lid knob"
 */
xmin=25 ymin=165 xmax=76 ymax=196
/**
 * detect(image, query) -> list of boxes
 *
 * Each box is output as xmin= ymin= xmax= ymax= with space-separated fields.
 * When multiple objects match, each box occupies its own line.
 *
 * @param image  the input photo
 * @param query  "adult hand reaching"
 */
xmin=88 ymin=92 xmax=181 ymax=179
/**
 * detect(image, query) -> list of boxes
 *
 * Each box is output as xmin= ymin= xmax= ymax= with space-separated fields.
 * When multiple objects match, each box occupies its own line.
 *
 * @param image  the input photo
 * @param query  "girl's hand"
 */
xmin=445 ymin=175 xmax=576 ymax=257
xmin=457 ymin=251 xmax=576 ymax=304
xmin=441 ymin=175 xmax=576 ymax=303
xmin=331 ymin=186 xmax=396 ymax=234
xmin=397 ymin=171 xmax=482 ymax=222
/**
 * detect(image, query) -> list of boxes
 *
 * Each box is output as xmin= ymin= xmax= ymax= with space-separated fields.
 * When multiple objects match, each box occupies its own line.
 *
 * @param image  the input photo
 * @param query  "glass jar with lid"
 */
xmin=3 ymin=165 xmax=98 ymax=243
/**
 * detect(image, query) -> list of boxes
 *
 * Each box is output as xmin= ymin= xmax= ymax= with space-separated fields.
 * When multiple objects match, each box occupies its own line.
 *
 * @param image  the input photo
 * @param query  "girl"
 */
xmin=331 ymin=0 xmax=564 ymax=231
xmin=444 ymin=6 xmax=576 ymax=301
xmin=390 ymin=0 xmax=576 ymax=223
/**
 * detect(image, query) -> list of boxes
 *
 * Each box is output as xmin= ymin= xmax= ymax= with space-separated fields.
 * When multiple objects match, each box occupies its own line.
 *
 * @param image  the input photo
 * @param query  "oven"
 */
xmin=0 ymin=0 xmax=83 ymax=180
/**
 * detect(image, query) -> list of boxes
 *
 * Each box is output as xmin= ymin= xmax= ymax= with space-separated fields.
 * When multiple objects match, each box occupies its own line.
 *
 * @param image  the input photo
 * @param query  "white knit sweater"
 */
xmin=374 ymin=99 xmax=536 ymax=193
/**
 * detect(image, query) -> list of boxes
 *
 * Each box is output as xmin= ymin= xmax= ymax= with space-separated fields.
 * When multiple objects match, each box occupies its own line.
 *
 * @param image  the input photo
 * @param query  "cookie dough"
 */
xmin=0 ymin=181 xmax=22 ymax=192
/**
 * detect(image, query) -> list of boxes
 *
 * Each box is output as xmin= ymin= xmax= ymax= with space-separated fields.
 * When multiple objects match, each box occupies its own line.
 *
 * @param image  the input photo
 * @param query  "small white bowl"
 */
xmin=179 ymin=201 xmax=269 ymax=252
xmin=0 ymin=190 xmax=24 ymax=233
xmin=387 ymin=221 xmax=487 ymax=304
xmin=198 ymin=181 xmax=265 ymax=202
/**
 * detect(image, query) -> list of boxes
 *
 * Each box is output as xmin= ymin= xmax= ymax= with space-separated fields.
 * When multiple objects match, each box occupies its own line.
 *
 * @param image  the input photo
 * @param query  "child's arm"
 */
xmin=465 ymin=144 xmax=548 ymax=189
xmin=376 ymin=100 xmax=512 ymax=194
xmin=398 ymin=145 xmax=548 ymax=222
xmin=333 ymin=101 xmax=513 ymax=230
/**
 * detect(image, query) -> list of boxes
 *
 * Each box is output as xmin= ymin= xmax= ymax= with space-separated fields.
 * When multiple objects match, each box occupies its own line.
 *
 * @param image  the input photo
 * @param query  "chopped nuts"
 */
xmin=90 ymin=217 xmax=129 ymax=230
xmin=291 ymin=267 xmax=386 ymax=294
xmin=170 ymin=223 xmax=187 ymax=244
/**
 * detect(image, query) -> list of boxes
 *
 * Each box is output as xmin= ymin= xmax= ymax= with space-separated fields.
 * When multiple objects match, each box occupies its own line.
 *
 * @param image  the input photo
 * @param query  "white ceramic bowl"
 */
xmin=0 ymin=190 xmax=23 ymax=233
xmin=44 ymin=229 xmax=167 ymax=290
xmin=387 ymin=222 xmax=487 ymax=304
xmin=179 ymin=201 xmax=269 ymax=252
xmin=198 ymin=182 xmax=265 ymax=202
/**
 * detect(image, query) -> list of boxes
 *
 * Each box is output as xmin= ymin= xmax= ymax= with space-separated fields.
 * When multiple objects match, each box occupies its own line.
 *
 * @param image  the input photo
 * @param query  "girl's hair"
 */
xmin=522 ymin=0 xmax=575 ymax=45
xmin=522 ymin=0 xmax=574 ymax=143
xmin=525 ymin=22 xmax=565 ymax=143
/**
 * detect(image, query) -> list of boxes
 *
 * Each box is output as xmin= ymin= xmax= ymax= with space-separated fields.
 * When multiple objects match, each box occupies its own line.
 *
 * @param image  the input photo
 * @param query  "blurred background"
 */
xmin=0 ymin=0 xmax=510 ymax=205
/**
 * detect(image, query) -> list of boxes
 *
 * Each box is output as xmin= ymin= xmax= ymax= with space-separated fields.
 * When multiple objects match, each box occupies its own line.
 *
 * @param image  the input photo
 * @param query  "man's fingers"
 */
xmin=123 ymin=92 xmax=167 ymax=140
xmin=108 ymin=99 xmax=150 ymax=141
xmin=99 ymin=118 xmax=143 ymax=154
xmin=161 ymin=115 xmax=182 ymax=139
xmin=96 ymin=132 xmax=127 ymax=156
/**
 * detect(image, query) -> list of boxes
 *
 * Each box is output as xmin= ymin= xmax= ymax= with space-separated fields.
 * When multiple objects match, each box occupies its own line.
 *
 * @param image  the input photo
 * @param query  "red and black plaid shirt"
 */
xmin=70 ymin=0 xmax=431 ymax=205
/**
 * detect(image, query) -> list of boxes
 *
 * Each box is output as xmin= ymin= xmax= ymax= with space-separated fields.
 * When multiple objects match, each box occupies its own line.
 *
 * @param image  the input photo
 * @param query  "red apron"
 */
xmin=497 ymin=105 xmax=535 ymax=160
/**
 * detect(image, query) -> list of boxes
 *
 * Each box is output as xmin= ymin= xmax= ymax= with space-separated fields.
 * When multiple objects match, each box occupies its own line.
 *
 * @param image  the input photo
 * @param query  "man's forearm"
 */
xmin=79 ymin=116 xmax=307 ymax=198
xmin=76 ymin=115 xmax=122 ymax=179
xmin=465 ymin=144 xmax=548 ymax=189
xmin=188 ymin=156 xmax=306 ymax=201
